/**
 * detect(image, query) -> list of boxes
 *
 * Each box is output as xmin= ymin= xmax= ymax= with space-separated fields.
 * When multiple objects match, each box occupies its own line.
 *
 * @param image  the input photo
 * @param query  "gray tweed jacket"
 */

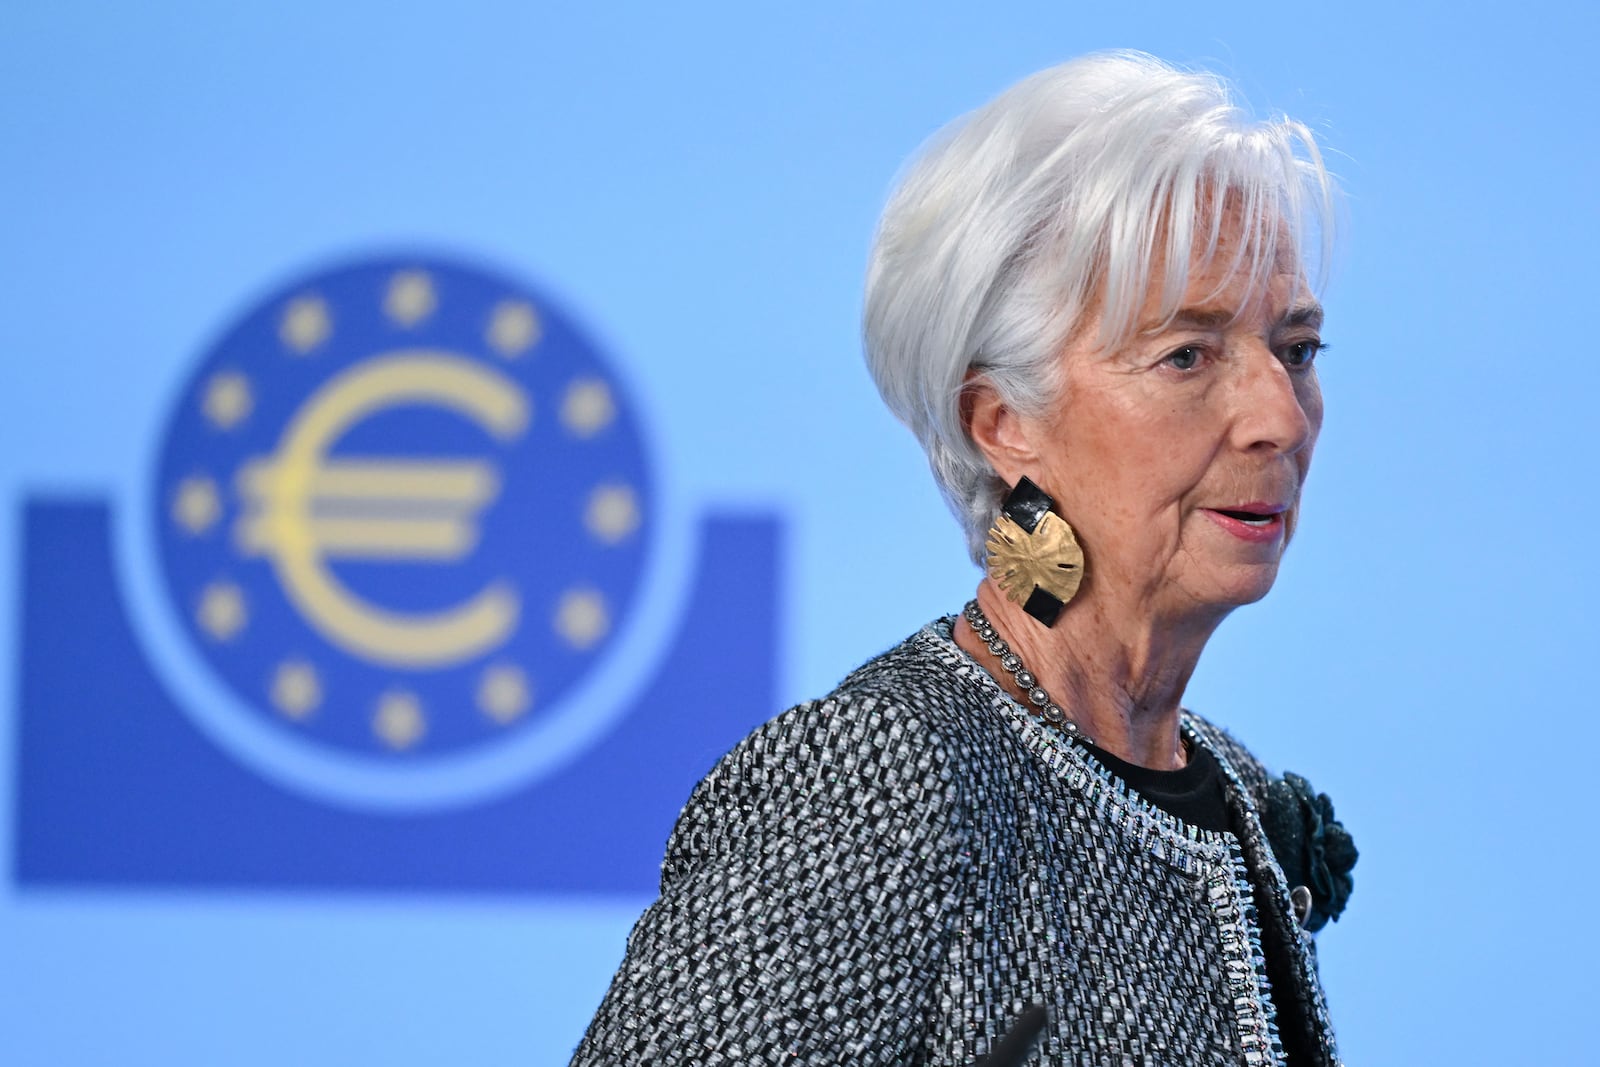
xmin=571 ymin=619 xmax=1341 ymax=1066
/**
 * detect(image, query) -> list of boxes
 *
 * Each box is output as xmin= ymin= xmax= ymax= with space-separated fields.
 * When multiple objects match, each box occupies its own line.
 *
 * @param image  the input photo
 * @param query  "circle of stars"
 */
xmin=169 ymin=267 xmax=654 ymax=755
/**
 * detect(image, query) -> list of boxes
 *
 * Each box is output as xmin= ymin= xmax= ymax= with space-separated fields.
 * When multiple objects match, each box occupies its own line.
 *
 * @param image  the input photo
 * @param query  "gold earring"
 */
xmin=985 ymin=477 xmax=1085 ymax=627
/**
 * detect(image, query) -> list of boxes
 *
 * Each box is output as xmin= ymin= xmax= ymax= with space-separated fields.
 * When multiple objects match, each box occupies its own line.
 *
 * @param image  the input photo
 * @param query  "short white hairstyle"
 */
xmin=863 ymin=51 xmax=1338 ymax=562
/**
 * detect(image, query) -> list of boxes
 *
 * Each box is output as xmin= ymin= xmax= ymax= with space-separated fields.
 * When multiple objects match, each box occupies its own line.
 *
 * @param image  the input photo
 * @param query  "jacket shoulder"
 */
xmin=575 ymin=631 xmax=982 ymax=1065
xmin=659 ymin=635 xmax=981 ymax=888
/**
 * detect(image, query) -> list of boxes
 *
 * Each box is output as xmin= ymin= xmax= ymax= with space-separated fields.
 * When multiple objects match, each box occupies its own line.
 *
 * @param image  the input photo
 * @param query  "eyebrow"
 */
xmin=1158 ymin=301 xmax=1325 ymax=332
xmin=1282 ymin=302 xmax=1325 ymax=330
xmin=1166 ymin=308 xmax=1235 ymax=330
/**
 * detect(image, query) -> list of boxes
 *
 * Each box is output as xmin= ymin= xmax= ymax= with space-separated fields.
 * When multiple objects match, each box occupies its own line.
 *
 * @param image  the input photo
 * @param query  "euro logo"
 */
xmin=235 ymin=353 xmax=527 ymax=668
xmin=152 ymin=258 xmax=654 ymax=774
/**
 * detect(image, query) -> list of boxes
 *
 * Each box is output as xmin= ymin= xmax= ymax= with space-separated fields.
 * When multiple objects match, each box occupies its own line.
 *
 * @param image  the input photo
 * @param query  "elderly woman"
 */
xmin=572 ymin=51 xmax=1356 ymax=1066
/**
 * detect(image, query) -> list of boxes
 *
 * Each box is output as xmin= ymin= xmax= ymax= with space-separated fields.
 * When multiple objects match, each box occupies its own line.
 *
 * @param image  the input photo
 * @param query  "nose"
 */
xmin=1232 ymin=346 xmax=1316 ymax=457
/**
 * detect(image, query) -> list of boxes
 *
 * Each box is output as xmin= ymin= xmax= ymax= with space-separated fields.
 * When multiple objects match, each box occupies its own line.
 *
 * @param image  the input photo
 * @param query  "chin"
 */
xmin=1206 ymin=564 xmax=1282 ymax=608
xmin=1230 ymin=584 xmax=1276 ymax=607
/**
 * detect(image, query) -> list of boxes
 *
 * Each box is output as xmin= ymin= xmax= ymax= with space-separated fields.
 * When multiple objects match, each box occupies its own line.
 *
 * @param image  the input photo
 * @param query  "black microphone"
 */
xmin=975 ymin=1004 xmax=1048 ymax=1067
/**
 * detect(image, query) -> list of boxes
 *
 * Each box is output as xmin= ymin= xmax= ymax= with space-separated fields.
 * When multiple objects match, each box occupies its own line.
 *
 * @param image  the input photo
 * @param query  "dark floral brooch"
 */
xmin=1258 ymin=771 xmax=1358 ymax=932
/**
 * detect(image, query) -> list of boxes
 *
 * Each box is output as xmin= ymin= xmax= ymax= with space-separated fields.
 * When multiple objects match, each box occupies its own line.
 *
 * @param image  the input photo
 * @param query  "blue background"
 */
xmin=3 ymin=2 xmax=1597 ymax=1063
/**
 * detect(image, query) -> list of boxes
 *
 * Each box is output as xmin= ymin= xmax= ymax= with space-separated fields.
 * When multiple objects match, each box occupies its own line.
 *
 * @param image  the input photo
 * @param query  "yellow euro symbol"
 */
xmin=235 ymin=352 xmax=528 ymax=668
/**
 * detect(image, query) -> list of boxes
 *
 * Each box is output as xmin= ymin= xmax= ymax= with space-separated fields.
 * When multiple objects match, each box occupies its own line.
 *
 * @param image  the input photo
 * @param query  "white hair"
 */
xmin=863 ymin=51 xmax=1338 ymax=562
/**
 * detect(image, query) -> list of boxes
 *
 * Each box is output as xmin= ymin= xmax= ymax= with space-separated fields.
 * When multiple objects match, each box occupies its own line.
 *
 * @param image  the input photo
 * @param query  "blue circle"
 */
xmin=154 ymin=256 xmax=654 ymax=761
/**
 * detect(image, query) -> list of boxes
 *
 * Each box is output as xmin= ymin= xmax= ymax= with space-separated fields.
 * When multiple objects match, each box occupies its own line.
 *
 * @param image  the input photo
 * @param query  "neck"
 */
xmin=955 ymin=580 xmax=1225 ymax=770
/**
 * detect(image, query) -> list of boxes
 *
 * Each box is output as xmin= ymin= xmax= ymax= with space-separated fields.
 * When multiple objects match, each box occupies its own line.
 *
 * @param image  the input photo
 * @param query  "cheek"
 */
xmin=1070 ymin=457 xmax=1195 ymax=552
xmin=1300 ymin=378 xmax=1325 ymax=470
xmin=1039 ymin=385 xmax=1207 ymax=526
xmin=1301 ymin=374 xmax=1325 ymax=434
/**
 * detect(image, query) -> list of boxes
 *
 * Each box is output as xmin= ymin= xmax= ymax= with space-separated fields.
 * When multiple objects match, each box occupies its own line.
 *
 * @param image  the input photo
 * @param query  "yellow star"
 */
xmin=202 ymin=372 xmax=253 ymax=430
xmin=384 ymin=271 xmax=437 ymax=327
xmin=374 ymin=690 xmax=426 ymax=750
xmin=585 ymin=484 xmax=640 ymax=543
xmin=172 ymin=475 xmax=222 ymax=535
xmin=486 ymin=300 xmax=541 ymax=358
xmin=477 ymin=663 xmax=532 ymax=724
xmin=279 ymin=295 xmax=332 ymax=354
xmin=196 ymin=581 xmax=247 ymax=641
xmin=271 ymin=659 xmax=322 ymax=720
xmin=560 ymin=378 xmax=615 ymax=437
xmin=555 ymin=588 xmax=609 ymax=650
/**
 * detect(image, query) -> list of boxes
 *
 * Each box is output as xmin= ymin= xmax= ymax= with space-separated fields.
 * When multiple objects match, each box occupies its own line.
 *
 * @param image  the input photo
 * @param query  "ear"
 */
xmin=962 ymin=370 xmax=1039 ymax=488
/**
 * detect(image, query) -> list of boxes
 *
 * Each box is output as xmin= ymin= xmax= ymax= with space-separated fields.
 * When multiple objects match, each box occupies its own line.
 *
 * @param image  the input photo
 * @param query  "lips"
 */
xmin=1203 ymin=503 xmax=1288 ymax=544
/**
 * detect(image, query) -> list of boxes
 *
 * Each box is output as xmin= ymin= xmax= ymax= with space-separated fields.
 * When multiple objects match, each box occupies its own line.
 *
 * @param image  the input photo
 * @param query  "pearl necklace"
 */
xmin=964 ymin=599 xmax=1191 ymax=767
xmin=962 ymin=599 xmax=1094 ymax=746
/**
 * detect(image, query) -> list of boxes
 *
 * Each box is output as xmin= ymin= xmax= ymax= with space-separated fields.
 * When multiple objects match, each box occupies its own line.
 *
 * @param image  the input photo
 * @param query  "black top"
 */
xmin=1083 ymin=737 xmax=1232 ymax=832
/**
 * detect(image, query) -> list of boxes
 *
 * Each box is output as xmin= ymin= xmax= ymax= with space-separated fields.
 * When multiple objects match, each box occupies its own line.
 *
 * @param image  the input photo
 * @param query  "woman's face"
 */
xmin=986 ymin=226 xmax=1325 ymax=625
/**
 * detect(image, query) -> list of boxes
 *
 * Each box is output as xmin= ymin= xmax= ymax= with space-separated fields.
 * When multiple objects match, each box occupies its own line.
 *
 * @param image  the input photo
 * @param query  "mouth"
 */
xmin=1214 ymin=507 xmax=1280 ymax=526
xmin=1202 ymin=503 xmax=1288 ymax=543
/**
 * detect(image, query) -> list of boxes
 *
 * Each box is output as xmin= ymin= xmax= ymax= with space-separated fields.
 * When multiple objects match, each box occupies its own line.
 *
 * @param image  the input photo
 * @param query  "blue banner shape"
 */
xmin=12 ymin=254 xmax=780 ymax=893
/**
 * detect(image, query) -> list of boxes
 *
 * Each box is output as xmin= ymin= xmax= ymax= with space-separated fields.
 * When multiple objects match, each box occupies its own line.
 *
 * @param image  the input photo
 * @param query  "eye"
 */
xmin=1281 ymin=340 xmax=1327 ymax=368
xmin=1165 ymin=346 xmax=1203 ymax=371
